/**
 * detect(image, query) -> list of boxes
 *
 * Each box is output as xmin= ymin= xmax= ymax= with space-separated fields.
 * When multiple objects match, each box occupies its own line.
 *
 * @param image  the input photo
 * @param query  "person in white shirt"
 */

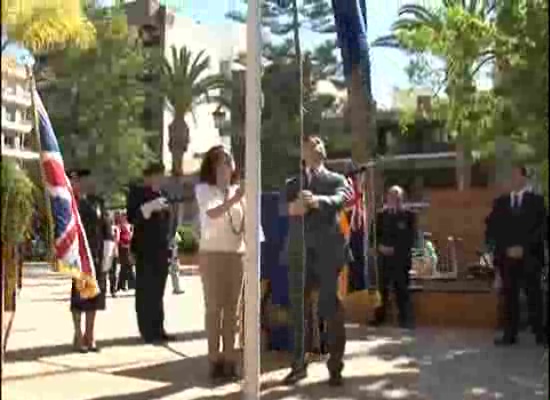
xmin=195 ymin=145 xmax=246 ymax=382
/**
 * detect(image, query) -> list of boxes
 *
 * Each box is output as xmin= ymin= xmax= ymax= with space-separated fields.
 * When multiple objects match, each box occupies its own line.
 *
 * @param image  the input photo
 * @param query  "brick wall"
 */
xmin=419 ymin=188 xmax=498 ymax=274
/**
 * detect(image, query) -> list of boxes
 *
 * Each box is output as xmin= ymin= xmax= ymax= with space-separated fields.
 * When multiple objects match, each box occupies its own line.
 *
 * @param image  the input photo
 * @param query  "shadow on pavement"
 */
xmin=5 ymin=330 xmax=206 ymax=363
xmin=190 ymin=371 xmax=422 ymax=400
xmin=83 ymin=351 xmax=291 ymax=400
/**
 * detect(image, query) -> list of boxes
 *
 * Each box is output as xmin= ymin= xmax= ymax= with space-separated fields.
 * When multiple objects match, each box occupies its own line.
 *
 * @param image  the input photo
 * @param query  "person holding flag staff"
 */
xmin=283 ymin=135 xmax=352 ymax=387
xmin=126 ymin=163 xmax=176 ymax=344
xmin=68 ymin=169 xmax=113 ymax=353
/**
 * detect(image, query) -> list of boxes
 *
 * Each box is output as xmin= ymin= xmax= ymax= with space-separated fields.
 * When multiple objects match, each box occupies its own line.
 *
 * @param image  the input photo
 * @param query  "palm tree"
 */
xmin=159 ymin=45 xmax=226 ymax=175
xmin=2 ymin=0 xmax=95 ymax=54
xmin=372 ymin=1 xmax=497 ymax=190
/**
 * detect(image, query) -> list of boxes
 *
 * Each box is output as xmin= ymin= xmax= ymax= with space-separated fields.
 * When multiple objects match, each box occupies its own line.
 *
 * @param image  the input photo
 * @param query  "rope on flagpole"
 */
xmin=364 ymin=161 xmax=381 ymax=308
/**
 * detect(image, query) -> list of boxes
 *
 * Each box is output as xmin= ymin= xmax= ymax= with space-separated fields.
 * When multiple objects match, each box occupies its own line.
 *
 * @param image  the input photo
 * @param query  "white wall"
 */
xmin=161 ymin=16 xmax=246 ymax=173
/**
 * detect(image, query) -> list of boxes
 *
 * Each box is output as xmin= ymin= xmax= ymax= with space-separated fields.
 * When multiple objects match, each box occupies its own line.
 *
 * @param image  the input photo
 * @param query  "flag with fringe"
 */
xmin=34 ymin=89 xmax=99 ymax=298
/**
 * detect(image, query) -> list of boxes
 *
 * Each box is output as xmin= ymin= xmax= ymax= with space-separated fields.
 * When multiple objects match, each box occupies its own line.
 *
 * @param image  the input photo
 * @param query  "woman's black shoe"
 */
xmin=223 ymin=362 xmax=239 ymax=380
xmin=282 ymin=364 xmax=308 ymax=385
xmin=209 ymin=361 xmax=225 ymax=381
xmin=494 ymin=335 xmax=517 ymax=346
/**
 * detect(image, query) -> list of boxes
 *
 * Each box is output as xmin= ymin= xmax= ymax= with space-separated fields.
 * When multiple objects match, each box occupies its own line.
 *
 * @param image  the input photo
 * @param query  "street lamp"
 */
xmin=212 ymin=107 xmax=227 ymax=131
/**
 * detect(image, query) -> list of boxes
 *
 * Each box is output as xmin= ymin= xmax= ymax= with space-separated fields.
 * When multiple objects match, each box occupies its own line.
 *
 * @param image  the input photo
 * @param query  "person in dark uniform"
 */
xmin=126 ymin=163 xmax=176 ymax=344
xmin=370 ymin=185 xmax=417 ymax=329
xmin=69 ymin=169 xmax=111 ymax=353
xmin=485 ymin=164 xmax=546 ymax=346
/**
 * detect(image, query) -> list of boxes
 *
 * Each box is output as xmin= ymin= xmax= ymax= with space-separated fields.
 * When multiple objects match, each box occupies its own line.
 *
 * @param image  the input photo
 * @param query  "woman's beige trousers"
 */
xmin=199 ymin=252 xmax=243 ymax=364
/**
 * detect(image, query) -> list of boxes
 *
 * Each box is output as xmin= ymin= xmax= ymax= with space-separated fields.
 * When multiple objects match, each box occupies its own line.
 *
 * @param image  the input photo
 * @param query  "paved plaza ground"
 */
xmin=2 ymin=265 xmax=548 ymax=399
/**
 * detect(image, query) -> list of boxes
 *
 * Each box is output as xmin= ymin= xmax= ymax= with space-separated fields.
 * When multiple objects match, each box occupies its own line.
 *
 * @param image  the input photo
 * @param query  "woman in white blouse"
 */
xmin=195 ymin=145 xmax=246 ymax=382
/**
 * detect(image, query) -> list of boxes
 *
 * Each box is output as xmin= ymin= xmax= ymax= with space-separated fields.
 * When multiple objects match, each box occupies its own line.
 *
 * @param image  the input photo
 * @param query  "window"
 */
xmin=5 ymin=106 xmax=17 ymax=122
xmin=4 ymin=134 xmax=16 ymax=148
xmin=22 ymin=132 xmax=33 ymax=150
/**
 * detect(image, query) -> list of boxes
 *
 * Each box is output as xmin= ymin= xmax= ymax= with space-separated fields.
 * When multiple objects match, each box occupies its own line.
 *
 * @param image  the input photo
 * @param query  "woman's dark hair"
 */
xmin=199 ymin=145 xmax=239 ymax=185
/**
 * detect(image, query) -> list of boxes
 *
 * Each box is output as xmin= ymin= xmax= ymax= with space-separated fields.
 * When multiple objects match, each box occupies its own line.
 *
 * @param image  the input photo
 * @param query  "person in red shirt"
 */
xmin=117 ymin=213 xmax=135 ymax=291
xmin=108 ymin=214 xmax=121 ymax=297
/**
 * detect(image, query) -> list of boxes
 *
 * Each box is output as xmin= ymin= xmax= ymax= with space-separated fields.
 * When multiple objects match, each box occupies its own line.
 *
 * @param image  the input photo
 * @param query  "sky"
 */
xmin=20 ymin=0 xmax=433 ymax=108
xmin=87 ymin=0 xmax=431 ymax=108
xmin=180 ymin=0 xmax=417 ymax=108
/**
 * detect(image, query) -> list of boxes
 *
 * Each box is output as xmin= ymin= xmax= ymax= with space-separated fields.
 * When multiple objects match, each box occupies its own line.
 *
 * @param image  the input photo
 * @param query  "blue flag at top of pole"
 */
xmin=332 ymin=0 xmax=372 ymax=94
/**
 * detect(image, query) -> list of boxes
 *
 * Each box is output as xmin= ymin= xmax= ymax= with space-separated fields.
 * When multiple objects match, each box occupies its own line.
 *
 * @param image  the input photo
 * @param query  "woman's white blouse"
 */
xmin=195 ymin=183 xmax=246 ymax=253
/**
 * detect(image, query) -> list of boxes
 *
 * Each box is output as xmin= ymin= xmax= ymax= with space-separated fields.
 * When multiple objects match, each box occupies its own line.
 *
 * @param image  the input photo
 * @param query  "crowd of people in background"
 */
xmin=61 ymin=141 xmax=547 ymax=387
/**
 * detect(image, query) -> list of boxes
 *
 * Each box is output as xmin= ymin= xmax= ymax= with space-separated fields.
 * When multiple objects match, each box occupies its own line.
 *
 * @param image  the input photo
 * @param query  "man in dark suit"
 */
xmin=126 ymin=163 xmax=176 ymax=344
xmin=283 ymin=136 xmax=351 ymax=386
xmin=486 ymin=164 xmax=546 ymax=346
xmin=370 ymin=185 xmax=417 ymax=329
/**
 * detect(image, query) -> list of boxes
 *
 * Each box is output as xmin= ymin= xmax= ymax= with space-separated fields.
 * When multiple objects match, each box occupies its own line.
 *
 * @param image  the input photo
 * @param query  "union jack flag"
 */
xmin=345 ymin=174 xmax=367 ymax=232
xmin=35 ymin=89 xmax=98 ymax=297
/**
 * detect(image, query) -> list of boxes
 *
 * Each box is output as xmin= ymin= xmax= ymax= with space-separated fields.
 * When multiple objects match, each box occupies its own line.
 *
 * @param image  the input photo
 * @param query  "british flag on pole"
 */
xmin=34 ymin=89 xmax=99 ymax=298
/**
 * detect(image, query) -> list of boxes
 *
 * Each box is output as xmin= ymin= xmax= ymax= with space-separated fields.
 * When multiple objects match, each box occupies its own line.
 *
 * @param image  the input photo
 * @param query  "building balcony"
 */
xmin=2 ymin=91 xmax=32 ymax=108
xmin=1 ymin=147 xmax=39 ymax=160
xmin=1 ymin=119 xmax=33 ymax=134
xmin=1 ymin=131 xmax=38 ymax=159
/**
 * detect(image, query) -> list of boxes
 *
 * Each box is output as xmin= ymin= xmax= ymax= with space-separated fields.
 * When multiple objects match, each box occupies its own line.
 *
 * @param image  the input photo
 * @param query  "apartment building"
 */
xmin=1 ymin=55 xmax=38 ymax=160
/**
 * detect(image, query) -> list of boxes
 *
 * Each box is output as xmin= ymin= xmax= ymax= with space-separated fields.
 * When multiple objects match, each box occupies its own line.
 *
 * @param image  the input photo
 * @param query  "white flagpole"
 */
xmin=243 ymin=0 xmax=262 ymax=398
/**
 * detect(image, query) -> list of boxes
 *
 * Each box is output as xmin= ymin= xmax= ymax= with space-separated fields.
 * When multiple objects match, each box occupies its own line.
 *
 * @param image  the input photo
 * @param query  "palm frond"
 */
xmin=398 ymin=4 xmax=442 ymax=28
xmin=371 ymin=34 xmax=402 ymax=49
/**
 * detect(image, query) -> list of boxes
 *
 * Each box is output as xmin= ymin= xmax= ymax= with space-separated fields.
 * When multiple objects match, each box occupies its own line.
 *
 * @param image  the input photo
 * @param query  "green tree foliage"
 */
xmin=373 ymin=1 xmax=501 ymax=189
xmin=494 ymin=0 xmax=548 ymax=200
xmin=155 ymin=45 xmax=226 ymax=175
xmin=374 ymin=2 xmax=498 ymax=145
xmin=1 ymin=160 xmax=37 ymax=249
xmin=43 ymin=11 xmax=153 ymax=200
xmin=227 ymin=0 xmax=341 ymax=190
xmin=494 ymin=0 xmax=548 ymax=160
xmin=2 ymin=0 xmax=95 ymax=53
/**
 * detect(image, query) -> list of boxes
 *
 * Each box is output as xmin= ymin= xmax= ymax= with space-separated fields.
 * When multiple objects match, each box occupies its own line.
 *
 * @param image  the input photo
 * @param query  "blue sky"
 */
xmin=16 ymin=0 xmax=422 ymax=107
xmin=181 ymin=0 xmax=415 ymax=108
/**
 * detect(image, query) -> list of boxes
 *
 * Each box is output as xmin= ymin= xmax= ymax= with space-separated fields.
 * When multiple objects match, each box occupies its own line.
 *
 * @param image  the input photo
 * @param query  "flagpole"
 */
xmin=244 ymin=0 xmax=262 ymax=397
xmin=27 ymin=67 xmax=57 ymax=271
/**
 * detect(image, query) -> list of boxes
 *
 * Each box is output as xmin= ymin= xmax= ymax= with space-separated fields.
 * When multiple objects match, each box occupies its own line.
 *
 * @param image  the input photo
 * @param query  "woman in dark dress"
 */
xmin=69 ymin=169 xmax=111 ymax=353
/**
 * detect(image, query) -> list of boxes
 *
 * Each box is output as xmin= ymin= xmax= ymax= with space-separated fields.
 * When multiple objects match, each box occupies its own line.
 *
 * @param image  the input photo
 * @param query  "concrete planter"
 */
xmin=343 ymin=280 xmax=499 ymax=329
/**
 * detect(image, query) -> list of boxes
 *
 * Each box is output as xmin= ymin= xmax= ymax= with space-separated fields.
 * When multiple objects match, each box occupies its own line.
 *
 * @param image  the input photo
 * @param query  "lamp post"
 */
xmin=212 ymin=107 xmax=232 ymax=150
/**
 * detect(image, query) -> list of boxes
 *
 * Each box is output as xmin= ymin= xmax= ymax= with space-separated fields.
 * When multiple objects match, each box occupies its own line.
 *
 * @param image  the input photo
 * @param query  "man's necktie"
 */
xmin=512 ymin=193 xmax=520 ymax=209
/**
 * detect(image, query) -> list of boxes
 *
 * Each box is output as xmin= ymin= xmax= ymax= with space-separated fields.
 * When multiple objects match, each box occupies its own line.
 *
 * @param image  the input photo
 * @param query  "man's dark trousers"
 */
xmin=499 ymin=256 xmax=544 ymax=340
xmin=135 ymin=249 xmax=170 ymax=341
xmin=375 ymin=254 xmax=413 ymax=328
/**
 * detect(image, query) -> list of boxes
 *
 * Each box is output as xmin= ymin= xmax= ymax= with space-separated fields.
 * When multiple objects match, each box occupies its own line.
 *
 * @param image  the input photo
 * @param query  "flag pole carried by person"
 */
xmin=28 ymin=69 xmax=99 ymax=299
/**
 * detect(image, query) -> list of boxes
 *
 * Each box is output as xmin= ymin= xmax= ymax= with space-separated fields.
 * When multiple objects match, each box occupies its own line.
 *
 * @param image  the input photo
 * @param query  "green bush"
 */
xmin=177 ymin=224 xmax=199 ymax=254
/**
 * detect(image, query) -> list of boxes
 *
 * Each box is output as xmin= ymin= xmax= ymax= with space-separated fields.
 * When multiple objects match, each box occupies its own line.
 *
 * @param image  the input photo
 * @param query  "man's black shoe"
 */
xmin=160 ymin=332 xmax=177 ymax=342
xmin=282 ymin=365 xmax=307 ymax=385
xmin=494 ymin=335 xmax=517 ymax=346
xmin=535 ymin=333 xmax=547 ymax=346
xmin=143 ymin=337 xmax=157 ymax=344
xmin=368 ymin=317 xmax=385 ymax=327
xmin=328 ymin=372 xmax=343 ymax=387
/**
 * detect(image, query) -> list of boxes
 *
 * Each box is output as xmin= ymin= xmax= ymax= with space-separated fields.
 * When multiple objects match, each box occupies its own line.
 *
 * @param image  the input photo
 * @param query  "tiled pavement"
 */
xmin=1 ymin=265 xmax=548 ymax=400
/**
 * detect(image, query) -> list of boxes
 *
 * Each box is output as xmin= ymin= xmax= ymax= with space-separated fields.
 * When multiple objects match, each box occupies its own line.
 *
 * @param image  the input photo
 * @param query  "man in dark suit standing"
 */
xmin=126 ymin=163 xmax=176 ymax=344
xmin=370 ymin=185 xmax=417 ymax=329
xmin=486 ymin=164 xmax=546 ymax=346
